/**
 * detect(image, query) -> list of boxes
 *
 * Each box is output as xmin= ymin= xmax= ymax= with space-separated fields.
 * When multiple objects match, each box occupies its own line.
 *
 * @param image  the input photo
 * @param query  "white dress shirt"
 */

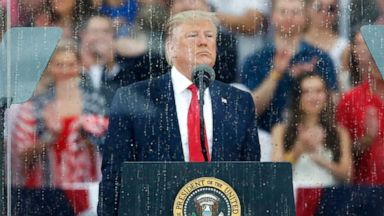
xmin=88 ymin=64 xmax=120 ymax=89
xmin=171 ymin=67 xmax=213 ymax=162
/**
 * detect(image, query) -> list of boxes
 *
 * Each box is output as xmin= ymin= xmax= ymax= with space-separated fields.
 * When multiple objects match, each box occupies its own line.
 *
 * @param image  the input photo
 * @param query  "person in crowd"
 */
xmin=134 ymin=0 xmax=168 ymax=55
xmin=34 ymin=0 xmax=94 ymax=39
xmin=272 ymin=72 xmax=352 ymax=216
xmin=166 ymin=0 xmax=238 ymax=83
xmin=241 ymin=0 xmax=337 ymax=132
xmin=80 ymin=15 xmax=122 ymax=107
xmin=272 ymin=72 xmax=352 ymax=185
xmin=375 ymin=0 xmax=384 ymax=24
xmin=98 ymin=10 xmax=260 ymax=215
xmin=0 ymin=0 xmax=19 ymax=26
xmin=13 ymin=0 xmax=46 ymax=26
xmin=79 ymin=15 xmax=168 ymax=108
xmin=208 ymin=0 xmax=271 ymax=69
xmin=337 ymin=31 xmax=384 ymax=185
xmin=11 ymin=40 xmax=108 ymax=215
xmin=304 ymin=0 xmax=351 ymax=92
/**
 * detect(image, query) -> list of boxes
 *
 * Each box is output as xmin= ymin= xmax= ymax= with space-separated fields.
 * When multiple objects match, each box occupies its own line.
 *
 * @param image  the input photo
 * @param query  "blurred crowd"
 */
xmin=2 ymin=0 xmax=384 ymax=215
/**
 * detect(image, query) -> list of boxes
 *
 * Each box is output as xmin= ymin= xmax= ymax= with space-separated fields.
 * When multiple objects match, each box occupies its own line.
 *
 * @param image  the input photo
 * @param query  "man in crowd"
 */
xmin=98 ymin=10 xmax=260 ymax=215
xmin=80 ymin=15 xmax=168 ymax=109
xmin=241 ymin=0 xmax=337 ymax=132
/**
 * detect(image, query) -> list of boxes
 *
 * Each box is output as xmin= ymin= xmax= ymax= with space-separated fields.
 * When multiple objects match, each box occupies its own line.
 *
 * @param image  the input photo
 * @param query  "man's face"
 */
xmin=272 ymin=0 xmax=306 ymax=36
xmin=82 ymin=17 xmax=114 ymax=49
xmin=308 ymin=0 xmax=339 ymax=28
xmin=167 ymin=20 xmax=217 ymax=79
xmin=49 ymin=51 xmax=80 ymax=80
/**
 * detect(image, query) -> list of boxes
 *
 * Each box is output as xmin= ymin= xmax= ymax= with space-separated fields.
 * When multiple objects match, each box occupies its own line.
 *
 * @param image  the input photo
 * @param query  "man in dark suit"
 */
xmin=79 ymin=15 xmax=169 ymax=110
xmin=98 ymin=10 xmax=260 ymax=215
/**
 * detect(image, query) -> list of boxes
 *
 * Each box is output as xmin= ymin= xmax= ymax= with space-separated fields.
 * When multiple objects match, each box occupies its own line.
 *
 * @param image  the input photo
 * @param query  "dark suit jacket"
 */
xmin=97 ymin=72 xmax=260 ymax=215
xmin=214 ymin=29 xmax=238 ymax=83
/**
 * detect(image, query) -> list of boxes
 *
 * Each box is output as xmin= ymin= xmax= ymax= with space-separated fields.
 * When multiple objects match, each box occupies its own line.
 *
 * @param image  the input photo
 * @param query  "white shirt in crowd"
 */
xmin=88 ymin=64 xmax=120 ymax=89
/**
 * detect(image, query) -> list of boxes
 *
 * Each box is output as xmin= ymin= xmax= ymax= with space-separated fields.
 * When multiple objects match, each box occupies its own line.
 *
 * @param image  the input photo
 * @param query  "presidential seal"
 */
xmin=173 ymin=177 xmax=241 ymax=216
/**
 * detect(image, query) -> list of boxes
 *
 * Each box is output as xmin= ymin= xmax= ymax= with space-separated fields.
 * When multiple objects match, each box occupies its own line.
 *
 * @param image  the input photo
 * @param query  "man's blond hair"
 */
xmin=165 ymin=10 xmax=218 ymax=65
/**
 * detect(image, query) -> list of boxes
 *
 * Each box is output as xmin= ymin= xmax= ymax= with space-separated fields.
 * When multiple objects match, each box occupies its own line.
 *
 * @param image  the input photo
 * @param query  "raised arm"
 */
xmin=251 ymin=49 xmax=291 ymax=115
xmin=215 ymin=9 xmax=265 ymax=35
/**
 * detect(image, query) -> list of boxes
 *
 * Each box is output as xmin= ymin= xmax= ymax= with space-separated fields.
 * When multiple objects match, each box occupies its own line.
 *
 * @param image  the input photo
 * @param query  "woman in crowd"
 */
xmin=272 ymin=72 xmax=352 ymax=215
xmin=304 ymin=0 xmax=351 ymax=92
xmin=11 ymin=40 xmax=108 ymax=215
xmin=272 ymin=72 xmax=352 ymax=186
xmin=337 ymin=31 xmax=384 ymax=185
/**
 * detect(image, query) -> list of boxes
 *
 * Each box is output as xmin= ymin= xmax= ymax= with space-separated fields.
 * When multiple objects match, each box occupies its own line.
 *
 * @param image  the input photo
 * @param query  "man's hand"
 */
xmin=363 ymin=106 xmax=379 ymax=143
xmin=289 ymin=57 xmax=318 ymax=78
xmin=273 ymin=49 xmax=292 ymax=73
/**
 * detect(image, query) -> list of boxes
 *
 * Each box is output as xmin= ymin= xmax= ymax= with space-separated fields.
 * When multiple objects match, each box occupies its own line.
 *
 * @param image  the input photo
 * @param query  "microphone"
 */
xmin=192 ymin=64 xmax=215 ymax=92
xmin=191 ymin=64 xmax=215 ymax=162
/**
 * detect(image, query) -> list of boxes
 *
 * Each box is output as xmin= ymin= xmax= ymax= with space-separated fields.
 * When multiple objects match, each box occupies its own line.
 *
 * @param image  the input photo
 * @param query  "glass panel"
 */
xmin=0 ymin=27 xmax=61 ymax=216
xmin=361 ymin=25 xmax=384 ymax=79
xmin=0 ymin=27 xmax=62 ymax=104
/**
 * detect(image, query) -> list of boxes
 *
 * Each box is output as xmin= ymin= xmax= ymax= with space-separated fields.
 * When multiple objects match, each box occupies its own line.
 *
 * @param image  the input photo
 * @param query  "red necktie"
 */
xmin=187 ymin=84 xmax=210 ymax=162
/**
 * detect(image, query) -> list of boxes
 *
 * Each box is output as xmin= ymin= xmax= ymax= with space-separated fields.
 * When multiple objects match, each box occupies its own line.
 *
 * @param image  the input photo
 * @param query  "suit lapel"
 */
xmin=209 ymin=82 xmax=226 ymax=161
xmin=155 ymin=73 xmax=184 ymax=161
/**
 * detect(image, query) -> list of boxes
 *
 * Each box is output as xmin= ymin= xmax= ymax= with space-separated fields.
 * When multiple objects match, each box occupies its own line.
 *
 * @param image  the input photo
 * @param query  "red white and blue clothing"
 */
xmin=11 ymin=88 xmax=108 ymax=214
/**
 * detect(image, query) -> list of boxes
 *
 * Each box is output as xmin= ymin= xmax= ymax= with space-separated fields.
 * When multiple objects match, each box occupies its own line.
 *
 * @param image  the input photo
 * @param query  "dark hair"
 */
xmin=47 ymin=0 xmax=95 ymax=39
xmin=349 ymin=27 xmax=369 ymax=86
xmin=78 ymin=14 xmax=114 ymax=34
xmin=349 ymin=36 xmax=363 ymax=86
xmin=283 ymin=72 xmax=341 ymax=162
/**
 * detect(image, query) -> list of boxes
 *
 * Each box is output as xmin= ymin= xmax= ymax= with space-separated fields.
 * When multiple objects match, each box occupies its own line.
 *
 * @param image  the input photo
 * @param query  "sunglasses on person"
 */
xmin=312 ymin=1 xmax=338 ymax=14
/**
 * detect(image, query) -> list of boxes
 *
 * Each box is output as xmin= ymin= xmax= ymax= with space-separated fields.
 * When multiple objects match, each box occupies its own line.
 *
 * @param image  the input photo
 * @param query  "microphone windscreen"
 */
xmin=192 ymin=64 xmax=215 ymax=89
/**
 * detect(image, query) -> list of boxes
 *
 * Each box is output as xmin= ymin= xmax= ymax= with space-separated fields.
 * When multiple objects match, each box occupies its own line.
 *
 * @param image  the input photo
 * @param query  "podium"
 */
xmin=118 ymin=162 xmax=295 ymax=215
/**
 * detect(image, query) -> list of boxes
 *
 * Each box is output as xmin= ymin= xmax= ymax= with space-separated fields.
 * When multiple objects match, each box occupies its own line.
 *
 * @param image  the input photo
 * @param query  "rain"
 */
xmin=1 ymin=0 xmax=384 ymax=215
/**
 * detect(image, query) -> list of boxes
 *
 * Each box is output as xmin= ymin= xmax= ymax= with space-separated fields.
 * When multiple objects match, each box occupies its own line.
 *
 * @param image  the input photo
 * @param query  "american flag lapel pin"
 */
xmin=221 ymin=97 xmax=227 ymax=104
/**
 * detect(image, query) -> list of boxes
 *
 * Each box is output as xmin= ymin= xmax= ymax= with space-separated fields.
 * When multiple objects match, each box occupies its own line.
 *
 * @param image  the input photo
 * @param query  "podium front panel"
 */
xmin=119 ymin=162 xmax=294 ymax=216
